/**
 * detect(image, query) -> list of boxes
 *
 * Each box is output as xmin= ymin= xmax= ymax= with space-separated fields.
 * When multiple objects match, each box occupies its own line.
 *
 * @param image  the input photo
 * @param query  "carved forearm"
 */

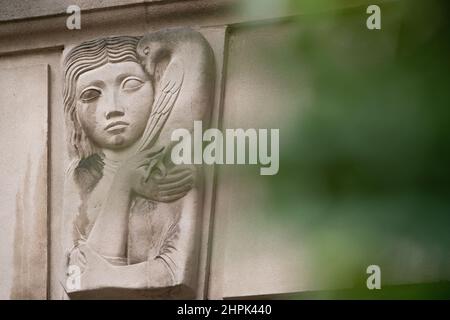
xmin=87 ymin=181 xmax=131 ymax=258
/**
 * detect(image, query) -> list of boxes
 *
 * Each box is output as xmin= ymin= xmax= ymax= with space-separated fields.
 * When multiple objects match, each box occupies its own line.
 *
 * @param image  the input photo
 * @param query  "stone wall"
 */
xmin=1 ymin=0 xmax=449 ymax=300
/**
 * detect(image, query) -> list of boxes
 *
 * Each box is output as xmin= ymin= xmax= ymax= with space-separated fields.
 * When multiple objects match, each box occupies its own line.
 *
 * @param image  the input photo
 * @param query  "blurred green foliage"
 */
xmin=238 ymin=0 xmax=450 ymax=297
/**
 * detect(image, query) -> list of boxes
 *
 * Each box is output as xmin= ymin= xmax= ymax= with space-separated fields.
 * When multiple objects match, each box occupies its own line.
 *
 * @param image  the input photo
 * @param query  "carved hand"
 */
xmin=113 ymin=148 xmax=194 ymax=203
xmin=65 ymin=241 xmax=117 ymax=292
xmin=77 ymin=242 xmax=117 ymax=290
xmin=112 ymin=148 xmax=163 ymax=194
xmin=138 ymin=164 xmax=195 ymax=202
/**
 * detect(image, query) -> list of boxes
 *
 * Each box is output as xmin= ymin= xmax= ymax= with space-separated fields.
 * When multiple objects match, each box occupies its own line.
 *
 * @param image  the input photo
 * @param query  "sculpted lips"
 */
xmin=104 ymin=120 xmax=129 ymax=132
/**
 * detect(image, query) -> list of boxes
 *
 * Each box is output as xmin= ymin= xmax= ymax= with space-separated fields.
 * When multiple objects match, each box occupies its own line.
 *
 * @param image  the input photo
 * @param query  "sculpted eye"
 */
xmin=80 ymin=88 xmax=101 ymax=102
xmin=122 ymin=77 xmax=144 ymax=91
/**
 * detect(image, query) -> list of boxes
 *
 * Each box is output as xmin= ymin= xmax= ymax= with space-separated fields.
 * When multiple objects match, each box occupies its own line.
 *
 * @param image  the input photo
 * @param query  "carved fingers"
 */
xmin=114 ymin=147 xmax=164 ymax=186
xmin=113 ymin=146 xmax=194 ymax=203
xmin=66 ymin=243 xmax=117 ymax=292
xmin=67 ymin=243 xmax=88 ymax=274
xmin=136 ymin=165 xmax=195 ymax=203
xmin=154 ymin=165 xmax=195 ymax=202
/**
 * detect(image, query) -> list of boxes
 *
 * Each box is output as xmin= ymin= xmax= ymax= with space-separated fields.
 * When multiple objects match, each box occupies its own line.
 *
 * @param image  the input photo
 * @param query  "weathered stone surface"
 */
xmin=0 ymin=64 xmax=49 ymax=299
xmin=0 ymin=0 xmax=160 ymax=21
xmin=61 ymin=28 xmax=215 ymax=299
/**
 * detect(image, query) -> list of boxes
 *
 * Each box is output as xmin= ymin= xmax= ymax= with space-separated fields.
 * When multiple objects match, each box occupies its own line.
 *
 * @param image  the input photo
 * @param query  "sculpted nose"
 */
xmin=104 ymin=91 xmax=124 ymax=119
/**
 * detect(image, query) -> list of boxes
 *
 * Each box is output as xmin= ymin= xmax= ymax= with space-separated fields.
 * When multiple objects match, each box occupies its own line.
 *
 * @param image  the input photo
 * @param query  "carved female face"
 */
xmin=76 ymin=61 xmax=153 ymax=150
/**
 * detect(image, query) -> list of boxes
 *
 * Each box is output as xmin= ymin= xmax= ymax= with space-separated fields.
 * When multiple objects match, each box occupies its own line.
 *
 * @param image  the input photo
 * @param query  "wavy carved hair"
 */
xmin=63 ymin=36 xmax=142 ymax=160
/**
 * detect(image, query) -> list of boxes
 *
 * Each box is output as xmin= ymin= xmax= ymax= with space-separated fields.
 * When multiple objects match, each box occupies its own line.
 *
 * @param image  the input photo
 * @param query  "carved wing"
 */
xmin=136 ymin=60 xmax=184 ymax=152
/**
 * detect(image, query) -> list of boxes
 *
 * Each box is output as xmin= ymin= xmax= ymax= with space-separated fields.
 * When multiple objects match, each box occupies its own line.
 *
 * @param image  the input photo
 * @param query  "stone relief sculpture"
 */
xmin=61 ymin=28 xmax=215 ymax=299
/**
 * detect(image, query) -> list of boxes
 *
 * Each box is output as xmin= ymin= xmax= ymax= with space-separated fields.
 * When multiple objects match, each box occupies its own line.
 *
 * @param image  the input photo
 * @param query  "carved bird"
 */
xmin=136 ymin=28 xmax=215 ymax=151
xmin=135 ymin=28 xmax=215 ymax=178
